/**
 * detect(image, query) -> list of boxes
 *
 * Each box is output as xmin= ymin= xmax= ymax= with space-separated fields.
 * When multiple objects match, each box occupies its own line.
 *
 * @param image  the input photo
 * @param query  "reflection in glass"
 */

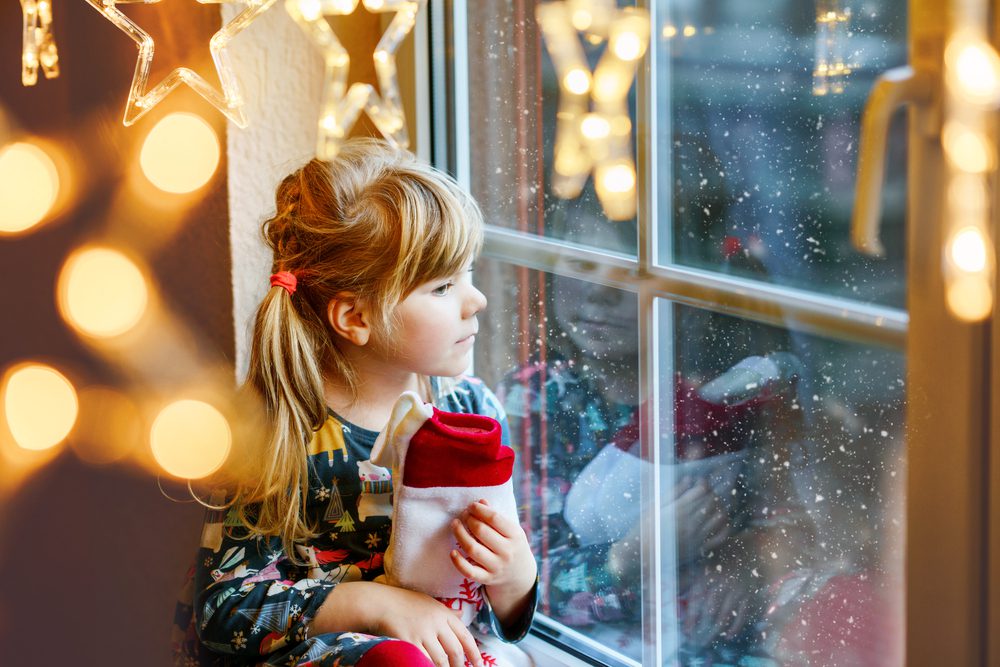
xmin=661 ymin=0 xmax=908 ymax=307
xmin=476 ymin=256 xmax=643 ymax=663
xmin=660 ymin=302 xmax=905 ymax=665
xmin=466 ymin=0 xmax=638 ymax=256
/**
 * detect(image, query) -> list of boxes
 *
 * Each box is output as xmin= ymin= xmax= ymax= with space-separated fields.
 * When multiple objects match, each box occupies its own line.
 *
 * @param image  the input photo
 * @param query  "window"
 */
xmin=432 ymin=1 xmax=916 ymax=664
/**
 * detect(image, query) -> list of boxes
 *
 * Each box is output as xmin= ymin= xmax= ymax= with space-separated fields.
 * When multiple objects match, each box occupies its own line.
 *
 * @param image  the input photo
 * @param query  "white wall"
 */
xmin=222 ymin=5 xmax=322 ymax=380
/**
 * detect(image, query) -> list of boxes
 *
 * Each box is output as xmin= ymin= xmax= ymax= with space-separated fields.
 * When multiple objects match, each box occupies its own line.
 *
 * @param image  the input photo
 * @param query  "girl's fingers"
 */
xmin=459 ymin=514 xmax=506 ymax=554
xmin=452 ymin=519 xmax=500 ymax=568
xmin=449 ymin=616 xmax=483 ymax=667
xmin=468 ymin=500 xmax=517 ymax=538
xmin=422 ymin=640 xmax=448 ymax=667
xmin=437 ymin=630 xmax=469 ymax=667
xmin=450 ymin=548 xmax=491 ymax=582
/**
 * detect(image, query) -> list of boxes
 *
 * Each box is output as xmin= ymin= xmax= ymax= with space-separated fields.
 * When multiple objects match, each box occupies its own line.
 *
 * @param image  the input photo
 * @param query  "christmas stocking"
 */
xmin=370 ymin=391 xmax=519 ymax=627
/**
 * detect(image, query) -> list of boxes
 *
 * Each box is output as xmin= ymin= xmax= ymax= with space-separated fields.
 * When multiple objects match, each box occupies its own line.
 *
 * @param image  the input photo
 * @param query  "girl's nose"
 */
xmin=465 ymin=284 xmax=487 ymax=317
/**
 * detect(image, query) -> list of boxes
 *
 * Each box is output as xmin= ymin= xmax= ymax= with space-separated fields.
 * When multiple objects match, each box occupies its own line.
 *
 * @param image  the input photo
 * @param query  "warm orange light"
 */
xmin=580 ymin=114 xmax=611 ymax=140
xmin=2 ymin=363 xmax=78 ymax=451
xmin=150 ymin=399 xmax=231 ymax=479
xmin=948 ymin=39 xmax=1000 ymax=105
xmin=58 ymin=246 xmax=149 ymax=338
xmin=71 ymin=386 xmax=139 ymax=465
xmin=949 ymin=227 xmax=989 ymax=273
xmin=611 ymin=30 xmax=643 ymax=61
xmin=946 ymin=273 xmax=993 ymax=321
xmin=139 ymin=112 xmax=220 ymax=194
xmin=599 ymin=163 xmax=636 ymax=194
xmin=563 ymin=68 xmax=591 ymax=95
xmin=943 ymin=121 xmax=994 ymax=173
xmin=0 ymin=141 xmax=60 ymax=234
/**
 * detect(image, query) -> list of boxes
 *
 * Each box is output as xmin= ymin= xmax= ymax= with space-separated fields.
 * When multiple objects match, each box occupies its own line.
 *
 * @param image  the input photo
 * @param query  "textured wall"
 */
xmin=221 ymin=6 xmax=323 ymax=379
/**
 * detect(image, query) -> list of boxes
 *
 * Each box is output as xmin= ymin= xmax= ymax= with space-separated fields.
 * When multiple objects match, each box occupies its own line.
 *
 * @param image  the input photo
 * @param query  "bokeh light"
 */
xmin=611 ymin=30 xmax=642 ymax=61
xmin=563 ymin=68 xmax=591 ymax=95
xmin=2 ymin=363 xmax=78 ymax=451
xmin=150 ymin=399 xmax=231 ymax=479
xmin=580 ymin=114 xmax=611 ymax=140
xmin=297 ymin=0 xmax=322 ymax=20
xmin=949 ymin=227 xmax=990 ymax=273
xmin=58 ymin=246 xmax=149 ymax=338
xmin=946 ymin=273 xmax=993 ymax=322
xmin=139 ymin=112 xmax=220 ymax=194
xmin=599 ymin=162 xmax=636 ymax=194
xmin=949 ymin=38 xmax=1000 ymax=105
xmin=943 ymin=121 xmax=994 ymax=173
xmin=0 ymin=141 xmax=60 ymax=234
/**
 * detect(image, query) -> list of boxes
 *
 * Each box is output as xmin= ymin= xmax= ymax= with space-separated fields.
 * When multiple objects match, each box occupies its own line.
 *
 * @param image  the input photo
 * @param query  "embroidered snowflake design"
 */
xmin=365 ymin=533 xmax=381 ymax=549
xmin=230 ymin=630 xmax=247 ymax=650
xmin=290 ymin=604 xmax=303 ymax=620
xmin=314 ymin=486 xmax=330 ymax=501
xmin=203 ymin=557 xmax=213 ymax=567
xmin=251 ymin=624 xmax=261 ymax=635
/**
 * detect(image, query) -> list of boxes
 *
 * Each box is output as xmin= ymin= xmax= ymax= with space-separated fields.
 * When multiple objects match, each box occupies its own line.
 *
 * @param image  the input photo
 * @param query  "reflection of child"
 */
xmin=496 ymin=215 xmax=814 ymax=659
xmin=172 ymin=140 xmax=536 ymax=667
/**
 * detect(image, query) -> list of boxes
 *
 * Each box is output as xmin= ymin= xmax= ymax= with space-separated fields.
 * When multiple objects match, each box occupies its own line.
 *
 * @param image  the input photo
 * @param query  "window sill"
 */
xmin=519 ymin=633 xmax=601 ymax=667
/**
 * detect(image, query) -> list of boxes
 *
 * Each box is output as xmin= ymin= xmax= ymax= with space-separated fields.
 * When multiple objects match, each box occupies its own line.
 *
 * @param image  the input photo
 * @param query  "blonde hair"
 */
xmin=226 ymin=139 xmax=483 ymax=560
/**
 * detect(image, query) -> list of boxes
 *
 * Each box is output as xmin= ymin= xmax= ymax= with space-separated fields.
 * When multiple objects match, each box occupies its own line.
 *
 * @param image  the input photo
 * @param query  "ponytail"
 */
xmin=235 ymin=284 xmax=328 ymax=561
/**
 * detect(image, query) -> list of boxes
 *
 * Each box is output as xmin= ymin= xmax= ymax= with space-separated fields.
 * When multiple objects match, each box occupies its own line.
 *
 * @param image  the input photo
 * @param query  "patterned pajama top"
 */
xmin=172 ymin=376 xmax=536 ymax=667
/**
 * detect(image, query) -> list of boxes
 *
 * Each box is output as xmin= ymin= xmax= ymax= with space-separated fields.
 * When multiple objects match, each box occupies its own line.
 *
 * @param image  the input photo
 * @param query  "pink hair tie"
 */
xmin=270 ymin=271 xmax=298 ymax=295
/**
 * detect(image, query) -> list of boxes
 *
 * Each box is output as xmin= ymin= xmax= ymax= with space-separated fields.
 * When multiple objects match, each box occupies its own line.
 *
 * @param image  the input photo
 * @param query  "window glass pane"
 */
xmin=659 ymin=1 xmax=908 ymax=308
xmin=465 ymin=1 xmax=638 ymax=255
xmin=475 ymin=257 xmax=643 ymax=664
xmin=659 ymin=301 xmax=906 ymax=664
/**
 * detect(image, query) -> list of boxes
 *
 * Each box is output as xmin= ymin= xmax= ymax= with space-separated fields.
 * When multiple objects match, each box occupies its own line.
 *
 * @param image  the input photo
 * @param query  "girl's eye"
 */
xmin=432 ymin=282 xmax=454 ymax=296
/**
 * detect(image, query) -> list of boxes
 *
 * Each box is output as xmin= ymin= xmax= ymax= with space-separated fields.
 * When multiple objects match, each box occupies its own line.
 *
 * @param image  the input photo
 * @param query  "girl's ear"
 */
xmin=327 ymin=295 xmax=371 ymax=346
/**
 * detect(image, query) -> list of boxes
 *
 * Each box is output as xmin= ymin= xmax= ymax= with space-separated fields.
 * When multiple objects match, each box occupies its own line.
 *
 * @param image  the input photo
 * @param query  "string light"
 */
xmin=82 ymin=0 xmax=277 ymax=127
xmin=286 ymin=0 xmax=425 ymax=159
xmin=0 ymin=141 xmax=60 ymax=234
xmin=942 ymin=23 xmax=999 ymax=321
xmin=537 ymin=1 xmax=649 ymax=221
xmin=57 ymin=246 xmax=150 ymax=339
xmin=20 ymin=0 xmax=59 ymax=86
xmin=813 ymin=1 xmax=852 ymax=96
xmin=2 ymin=363 xmax=78 ymax=451
xmin=139 ymin=112 xmax=221 ymax=193
xmin=150 ymin=399 xmax=231 ymax=479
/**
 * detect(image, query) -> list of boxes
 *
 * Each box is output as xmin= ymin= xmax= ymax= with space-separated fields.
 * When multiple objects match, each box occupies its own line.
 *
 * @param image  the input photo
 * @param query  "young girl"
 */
xmin=173 ymin=139 xmax=538 ymax=667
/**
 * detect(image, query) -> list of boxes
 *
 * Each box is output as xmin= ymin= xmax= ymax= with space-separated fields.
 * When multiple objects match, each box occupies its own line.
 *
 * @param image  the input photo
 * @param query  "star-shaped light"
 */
xmin=82 ymin=0 xmax=278 ymax=127
xmin=20 ymin=0 xmax=60 ymax=86
xmin=286 ymin=0 xmax=424 ymax=159
xmin=537 ymin=0 xmax=649 ymax=220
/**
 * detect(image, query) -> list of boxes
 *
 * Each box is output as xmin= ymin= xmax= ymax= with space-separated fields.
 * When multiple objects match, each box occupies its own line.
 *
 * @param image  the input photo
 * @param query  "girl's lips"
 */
xmin=456 ymin=333 xmax=477 ymax=344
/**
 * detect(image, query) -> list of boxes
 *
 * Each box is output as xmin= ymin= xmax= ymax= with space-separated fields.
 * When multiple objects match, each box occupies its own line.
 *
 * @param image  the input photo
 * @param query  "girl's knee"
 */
xmin=355 ymin=639 xmax=434 ymax=667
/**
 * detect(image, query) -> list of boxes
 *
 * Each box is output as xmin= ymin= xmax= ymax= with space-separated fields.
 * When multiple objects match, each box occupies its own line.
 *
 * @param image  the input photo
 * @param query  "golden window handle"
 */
xmin=852 ymin=65 xmax=934 ymax=257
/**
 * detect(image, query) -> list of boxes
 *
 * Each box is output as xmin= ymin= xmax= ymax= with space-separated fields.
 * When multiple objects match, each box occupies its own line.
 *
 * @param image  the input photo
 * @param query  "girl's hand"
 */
xmin=450 ymin=499 xmax=537 ymax=626
xmin=670 ymin=477 xmax=733 ymax=564
xmin=311 ymin=581 xmax=483 ymax=667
